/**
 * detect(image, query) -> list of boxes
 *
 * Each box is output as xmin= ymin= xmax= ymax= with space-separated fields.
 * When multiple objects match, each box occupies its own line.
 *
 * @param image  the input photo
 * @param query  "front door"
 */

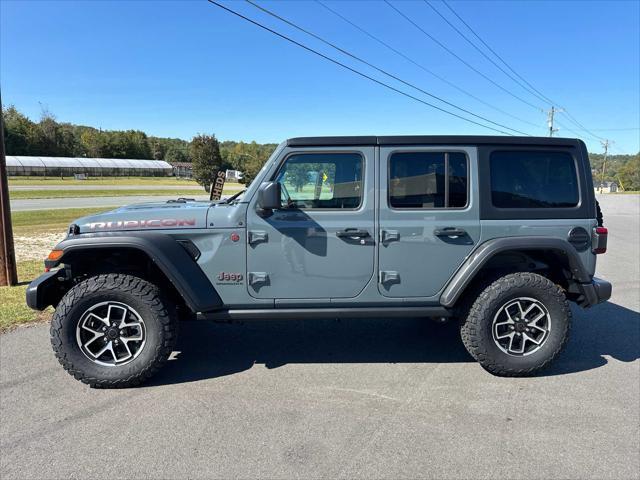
xmin=378 ymin=146 xmax=480 ymax=298
xmin=246 ymin=147 xmax=375 ymax=300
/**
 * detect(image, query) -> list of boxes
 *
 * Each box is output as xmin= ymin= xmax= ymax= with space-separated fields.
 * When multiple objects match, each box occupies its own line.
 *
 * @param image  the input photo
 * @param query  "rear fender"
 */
xmin=440 ymin=236 xmax=592 ymax=308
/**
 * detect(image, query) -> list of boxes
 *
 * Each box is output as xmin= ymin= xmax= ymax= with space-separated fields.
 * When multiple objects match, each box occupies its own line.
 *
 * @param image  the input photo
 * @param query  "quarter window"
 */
xmin=490 ymin=151 xmax=579 ymax=208
xmin=275 ymin=153 xmax=363 ymax=209
xmin=389 ymin=152 xmax=468 ymax=208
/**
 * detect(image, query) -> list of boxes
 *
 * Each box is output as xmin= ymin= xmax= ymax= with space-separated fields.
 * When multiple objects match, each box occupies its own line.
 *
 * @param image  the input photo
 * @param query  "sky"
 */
xmin=1 ymin=0 xmax=639 ymax=154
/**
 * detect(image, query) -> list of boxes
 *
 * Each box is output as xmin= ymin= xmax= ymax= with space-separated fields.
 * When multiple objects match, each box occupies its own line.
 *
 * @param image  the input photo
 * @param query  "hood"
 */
xmin=73 ymin=200 xmax=212 ymax=233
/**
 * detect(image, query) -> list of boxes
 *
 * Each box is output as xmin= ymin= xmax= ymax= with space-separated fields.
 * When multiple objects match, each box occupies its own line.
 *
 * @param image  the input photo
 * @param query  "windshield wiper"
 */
xmin=218 ymin=189 xmax=246 ymax=204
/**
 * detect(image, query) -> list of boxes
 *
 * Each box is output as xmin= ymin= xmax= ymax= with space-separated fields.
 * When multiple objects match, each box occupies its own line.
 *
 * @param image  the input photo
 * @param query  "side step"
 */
xmin=202 ymin=306 xmax=452 ymax=321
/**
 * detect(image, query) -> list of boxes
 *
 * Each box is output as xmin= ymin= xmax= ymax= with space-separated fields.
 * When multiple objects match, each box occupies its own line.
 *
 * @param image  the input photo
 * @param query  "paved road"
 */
xmin=11 ymin=194 xmax=211 ymax=211
xmin=1 ymin=195 xmax=638 ymax=479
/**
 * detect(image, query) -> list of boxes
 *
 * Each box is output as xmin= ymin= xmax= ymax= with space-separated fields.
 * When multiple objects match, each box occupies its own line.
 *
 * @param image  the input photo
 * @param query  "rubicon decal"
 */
xmin=88 ymin=219 xmax=196 ymax=230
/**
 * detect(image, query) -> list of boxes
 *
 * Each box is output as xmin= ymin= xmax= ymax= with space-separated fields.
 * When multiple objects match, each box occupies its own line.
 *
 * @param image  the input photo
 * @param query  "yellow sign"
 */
xmin=322 ymin=172 xmax=328 ymax=182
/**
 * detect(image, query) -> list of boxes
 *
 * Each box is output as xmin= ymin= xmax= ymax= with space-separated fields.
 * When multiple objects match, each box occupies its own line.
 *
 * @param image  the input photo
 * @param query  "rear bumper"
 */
xmin=25 ymin=269 xmax=63 ymax=311
xmin=578 ymin=277 xmax=612 ymax=308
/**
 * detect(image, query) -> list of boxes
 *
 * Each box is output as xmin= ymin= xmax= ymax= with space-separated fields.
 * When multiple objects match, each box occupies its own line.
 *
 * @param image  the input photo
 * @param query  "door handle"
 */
xmin=434 ymin=227 xmax=467 ymax=237
xmin=336 ymin=228 xmax=370 ymax=239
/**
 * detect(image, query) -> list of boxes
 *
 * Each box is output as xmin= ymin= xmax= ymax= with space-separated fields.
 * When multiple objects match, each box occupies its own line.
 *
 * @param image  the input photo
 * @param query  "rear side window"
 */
xmin=389 ymin=151 xmax=468 ymax=209
xmin=490 ymin=151 xmax=579 ymax=208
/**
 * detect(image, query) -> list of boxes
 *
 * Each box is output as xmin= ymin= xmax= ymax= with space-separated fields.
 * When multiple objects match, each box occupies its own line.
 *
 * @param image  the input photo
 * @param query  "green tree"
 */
xmin=221 ymin=141 xmax=278 ymax=185
xmin=165 ymin=146 xmax=189 ymax=163
xmin=190 ymin=133 xmax=222 ymax=189
xmin=2 ymin=105 xmax=36 ymax=155
xmin=618 ymin=154 xmax=640 ymax=191
xmin=285 ymin=163 xmax=310 ymax=192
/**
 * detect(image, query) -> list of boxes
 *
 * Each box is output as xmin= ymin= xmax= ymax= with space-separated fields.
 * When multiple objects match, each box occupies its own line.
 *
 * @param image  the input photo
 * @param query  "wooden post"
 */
xmin=0 ymin=93 xmax=18 ymax=286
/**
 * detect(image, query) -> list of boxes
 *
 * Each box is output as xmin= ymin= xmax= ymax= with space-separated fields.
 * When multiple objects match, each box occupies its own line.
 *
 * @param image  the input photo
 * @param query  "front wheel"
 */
xmin=50 ymin=274 xmax=178 ymax=388
xmin=460 ymin=272 xmax=571 ymax=376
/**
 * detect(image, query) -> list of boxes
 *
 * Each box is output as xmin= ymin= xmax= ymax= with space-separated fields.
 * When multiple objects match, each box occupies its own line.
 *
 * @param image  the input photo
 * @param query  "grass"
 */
xmin=9 ymin=176 xmax=201 ymax=186
xmin=10 ymin=188 xmax=211 ymax=200
xmin=11 ymin=207 xmax=110 ymax=235
xmin=2 ymin=209 xmax=102 ymax=332
xmin=0 ymin=260 xmax=52 ymax=333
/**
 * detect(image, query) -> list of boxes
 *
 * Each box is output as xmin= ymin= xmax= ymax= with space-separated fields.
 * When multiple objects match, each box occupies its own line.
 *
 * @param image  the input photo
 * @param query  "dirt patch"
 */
xmin=13 ymin=232 xmax=67 ymax=262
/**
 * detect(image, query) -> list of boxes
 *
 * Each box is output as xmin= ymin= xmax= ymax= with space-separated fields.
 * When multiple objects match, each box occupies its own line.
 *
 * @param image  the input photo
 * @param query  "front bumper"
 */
xmin=578 ymin=277 xmax=612 ymax=308
xmin=25 ymin=269 xmax=65 ymax=311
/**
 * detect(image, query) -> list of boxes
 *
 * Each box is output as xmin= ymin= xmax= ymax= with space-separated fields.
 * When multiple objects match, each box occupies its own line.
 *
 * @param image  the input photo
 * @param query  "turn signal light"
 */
xmin=47 ymin=250 xmax=64 ymax=261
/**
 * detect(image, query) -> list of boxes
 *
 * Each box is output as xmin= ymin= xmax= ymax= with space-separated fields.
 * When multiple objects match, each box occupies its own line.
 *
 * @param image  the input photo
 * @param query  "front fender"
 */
xmin=44 ymin=232 xmax=222 ymax=313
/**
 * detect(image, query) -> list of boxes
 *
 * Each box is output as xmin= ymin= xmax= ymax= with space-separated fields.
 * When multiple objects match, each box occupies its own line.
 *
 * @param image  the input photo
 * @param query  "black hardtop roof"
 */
xmin=286 ymin=135 xmax=583 ymax=148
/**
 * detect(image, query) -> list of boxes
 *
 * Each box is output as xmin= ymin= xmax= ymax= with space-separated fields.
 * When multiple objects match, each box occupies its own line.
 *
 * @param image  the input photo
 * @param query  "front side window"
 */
xmin=275 ymin=152 xmax=363 ymax=209
xmin=389 ymin=151 xmax=468 ymax=208
xmin=490 ymin=151 xmax=579 ymax=208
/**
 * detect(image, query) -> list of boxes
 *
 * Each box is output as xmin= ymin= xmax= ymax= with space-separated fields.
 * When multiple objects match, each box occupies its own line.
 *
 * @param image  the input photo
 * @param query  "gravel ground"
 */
xmin=1 ymin=195 xmax=638 ymax=480
xmin=13 ymin=232 xmax=67 ymax=262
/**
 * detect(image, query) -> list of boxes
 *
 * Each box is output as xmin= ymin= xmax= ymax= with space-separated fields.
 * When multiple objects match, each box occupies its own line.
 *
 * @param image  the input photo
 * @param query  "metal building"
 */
xmin=6 ymin=156 xmax=173 ymax=177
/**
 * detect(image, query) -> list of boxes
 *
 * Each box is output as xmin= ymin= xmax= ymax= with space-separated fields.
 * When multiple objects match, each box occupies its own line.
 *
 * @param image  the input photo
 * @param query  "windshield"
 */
xmin=239 ymin=141 xmax=286 ymax=202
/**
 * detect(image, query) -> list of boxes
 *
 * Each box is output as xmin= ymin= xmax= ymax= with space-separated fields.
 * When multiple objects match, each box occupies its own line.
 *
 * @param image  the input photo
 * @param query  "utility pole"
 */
xmin=0 ymin=91 xmax=18 ymax=286
xmin=599 ymin=139 xmax=612 ymax=193
xmin=547 ymin=106 xmax=563 ymax=137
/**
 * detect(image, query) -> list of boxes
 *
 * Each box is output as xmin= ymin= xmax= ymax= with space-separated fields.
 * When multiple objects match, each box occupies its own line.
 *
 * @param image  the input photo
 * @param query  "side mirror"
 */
xmin=257 ymin=181 xmax=281 ymax=212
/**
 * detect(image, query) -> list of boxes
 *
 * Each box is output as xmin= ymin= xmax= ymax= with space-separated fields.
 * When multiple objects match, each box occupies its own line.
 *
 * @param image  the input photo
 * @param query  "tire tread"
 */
xmin=460 ymin=272 xmax=571 ymax=376
xmin=50 ymin=274 xmax=177 ymax=388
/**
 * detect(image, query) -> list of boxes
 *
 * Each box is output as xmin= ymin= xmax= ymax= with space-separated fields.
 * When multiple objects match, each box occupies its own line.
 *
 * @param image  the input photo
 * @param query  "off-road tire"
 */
xmin=50 ymin=274 xmax=178 ymax=388
xmin=460 ymin=272 xmax=571 ymax=376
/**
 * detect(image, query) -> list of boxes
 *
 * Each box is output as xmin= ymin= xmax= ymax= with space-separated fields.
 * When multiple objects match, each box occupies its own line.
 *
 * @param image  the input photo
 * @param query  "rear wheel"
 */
xmin=51 ymin=274 xmax=178 ymax=387
xmin=460 ymin=272 xmax=571 ymax=376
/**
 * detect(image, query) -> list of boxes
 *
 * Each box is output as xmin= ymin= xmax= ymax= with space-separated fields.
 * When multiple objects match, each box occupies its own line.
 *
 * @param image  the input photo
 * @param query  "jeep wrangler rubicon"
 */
xmin=26 ymin=136 xmax=611 ymax=387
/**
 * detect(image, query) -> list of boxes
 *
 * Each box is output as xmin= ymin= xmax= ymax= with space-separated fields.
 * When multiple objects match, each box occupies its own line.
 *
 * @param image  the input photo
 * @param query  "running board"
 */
xmin=202 ymin=306 xmax=451 ymax=321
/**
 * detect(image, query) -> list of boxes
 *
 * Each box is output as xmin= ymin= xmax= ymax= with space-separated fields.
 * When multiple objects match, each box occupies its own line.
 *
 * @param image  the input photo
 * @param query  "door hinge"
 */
xmin=379 ymin=271 xmax=400 ymax=284
xmin=380 ymin=229 xmax=400 ymax=244
xmin=248 ymin=272 xmax=269 ymax=287
xmin=248 ymin=230 xmax=268 ymax=245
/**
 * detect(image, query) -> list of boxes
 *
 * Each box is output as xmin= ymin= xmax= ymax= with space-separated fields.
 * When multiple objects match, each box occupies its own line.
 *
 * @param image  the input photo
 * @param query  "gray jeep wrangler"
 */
xmin=26 ymin=136 xmax=611 ymax=387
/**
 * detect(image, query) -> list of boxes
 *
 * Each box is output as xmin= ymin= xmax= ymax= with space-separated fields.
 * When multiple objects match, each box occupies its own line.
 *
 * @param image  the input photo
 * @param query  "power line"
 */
xmin=578 ymin=127 xmax=640 ymax=132
xmin=206 ymin=1 xmax=516 ymax=135
xmin=423 ymin=0 xmax=550 ymax=107
xmin=383 ymin=0 xmax=544 ymax=111
xmin=316 ymin=0 xmax=542 ymax=130
xmin=246 ymin=0 xmax=530 ymax=135
xmin=440 ymin=0 xmax=610 ymax=143
xmin=554 ymin=119 xmax=590 ymax=139
xmin=559 ymin=111 xmax=607 ymax=142
xmin=441 ymin=0 xmax=556 ymax=107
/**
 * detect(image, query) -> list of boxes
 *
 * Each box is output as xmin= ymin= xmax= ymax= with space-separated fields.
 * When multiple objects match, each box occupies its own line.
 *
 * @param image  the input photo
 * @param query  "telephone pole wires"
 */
xmin=547 ymin=106 xmax=563 ymax=137
xmin=0 ymin=91 xmax=18 ymax=286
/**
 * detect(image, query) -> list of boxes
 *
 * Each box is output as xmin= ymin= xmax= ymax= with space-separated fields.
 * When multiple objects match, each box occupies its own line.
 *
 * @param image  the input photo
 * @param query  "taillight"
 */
xmin=592 ymin=226 xmax=608 ymax=254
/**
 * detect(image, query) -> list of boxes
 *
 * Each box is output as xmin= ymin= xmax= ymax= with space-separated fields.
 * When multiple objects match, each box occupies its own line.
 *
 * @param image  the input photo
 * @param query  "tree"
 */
xmin=285 ymin=163 xmax=310 ymax=192
xmin=221 ymin=140 xmax=278 ymax=185
xmin=618 ymin=154 xmax=640 ymax=191
xmin=190 ymin=133 xmax=222 ymax=189
xmin=165 ymin=146 xmax=189 ymax=163
xmin=2 ymin=105 xmax=35 ymax=155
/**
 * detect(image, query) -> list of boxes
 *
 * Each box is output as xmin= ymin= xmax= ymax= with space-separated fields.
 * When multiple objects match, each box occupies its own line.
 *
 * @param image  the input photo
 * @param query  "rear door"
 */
xmin=378 ymin=146 xmax=480 ymax=298
xmin=246 ymin=147 xmax=376 ymax=299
